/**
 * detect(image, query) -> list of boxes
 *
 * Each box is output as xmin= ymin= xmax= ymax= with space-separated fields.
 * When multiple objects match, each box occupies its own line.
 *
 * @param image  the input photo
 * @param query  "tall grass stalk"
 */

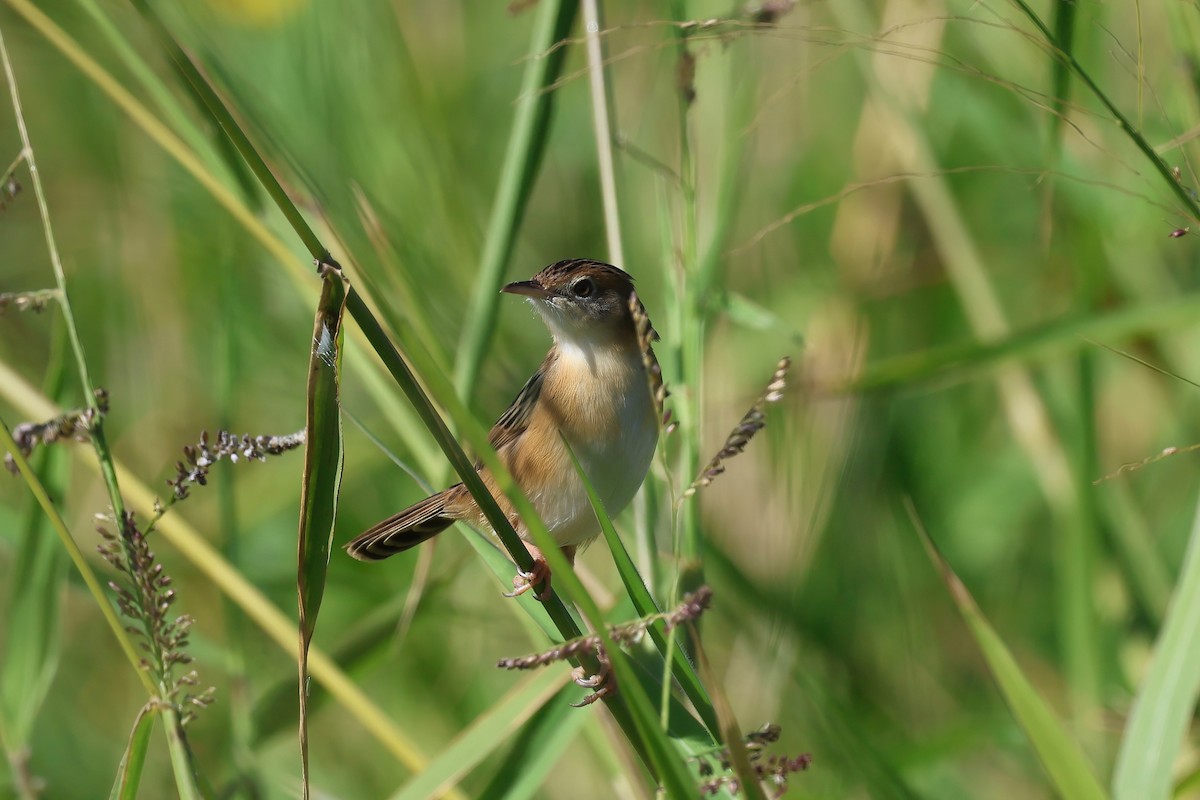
xmin=0 ymin=21 xmax=204 ymax=796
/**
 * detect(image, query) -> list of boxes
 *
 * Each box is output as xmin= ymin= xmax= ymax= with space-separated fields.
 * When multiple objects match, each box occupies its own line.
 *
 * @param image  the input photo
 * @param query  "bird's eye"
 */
xmin=571 ymin=278 xmax=595 ymax=298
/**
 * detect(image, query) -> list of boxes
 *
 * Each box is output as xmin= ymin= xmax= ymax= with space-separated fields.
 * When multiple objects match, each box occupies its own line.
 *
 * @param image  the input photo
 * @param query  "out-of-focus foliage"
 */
xmin=3 ymin=0 xmax=1200 ymax=797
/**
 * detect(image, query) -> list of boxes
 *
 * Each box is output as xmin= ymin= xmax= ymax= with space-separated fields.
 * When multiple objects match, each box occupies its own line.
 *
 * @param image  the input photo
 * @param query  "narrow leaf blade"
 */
xmin=911 ymin=505 xmax=1106 ymax=800
xmin=1112 ymin=491 xmax=1200 ymax=800
xmin=109 ymin=703 xmax=158 ymax=800
xmin=297 ymin=261 xmax=349 ymax=794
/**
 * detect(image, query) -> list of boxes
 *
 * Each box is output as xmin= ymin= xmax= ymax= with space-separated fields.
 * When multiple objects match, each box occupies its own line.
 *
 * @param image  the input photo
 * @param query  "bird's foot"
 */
xmin=503 ymin=557 xmax=551 ymax=601
xmin=570 ymin=661 xmax=614 ymax=707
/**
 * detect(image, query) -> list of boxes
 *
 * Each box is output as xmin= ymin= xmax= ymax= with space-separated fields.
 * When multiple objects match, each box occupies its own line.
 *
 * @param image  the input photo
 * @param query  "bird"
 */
xmin=345 ymin=259 xmax=660 ymax=600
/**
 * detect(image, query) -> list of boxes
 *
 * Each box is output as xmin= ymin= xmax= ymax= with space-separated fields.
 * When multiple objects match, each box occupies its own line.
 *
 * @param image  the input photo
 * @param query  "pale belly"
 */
xmin=530 ymin=401 xmax=658 ymax=547
xmin=522 ymin=350 xmax=659 ymax=547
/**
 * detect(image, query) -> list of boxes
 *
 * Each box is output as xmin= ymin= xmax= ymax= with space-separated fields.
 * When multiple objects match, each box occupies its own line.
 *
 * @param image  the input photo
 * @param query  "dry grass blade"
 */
xmin=682 ymin=357 xmax=790 ymax=499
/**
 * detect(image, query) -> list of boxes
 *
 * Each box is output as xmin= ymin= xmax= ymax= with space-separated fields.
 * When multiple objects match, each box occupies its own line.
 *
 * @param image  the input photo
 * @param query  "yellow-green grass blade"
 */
xmin=296 ymin=263 xmax=349 ymax=795
xmin=109 ymin=703 xmax=157 ymax=800
xmin=388 ymin=669 xmax=570 ymax=800
xmin=72 ymin=0 xmax=231 ymax=185
xmin=912 ymin=506 xmax=1106 ymax=800
xmin=1112 ymin=492 xmax=1200 ymax=800
xmin=558 ymin=440 xmax=722 ymax=792
xmin=126 ymin=0 xmax=323 ymax=260
xmin=8 ymin=0 xmax=438 ymax=486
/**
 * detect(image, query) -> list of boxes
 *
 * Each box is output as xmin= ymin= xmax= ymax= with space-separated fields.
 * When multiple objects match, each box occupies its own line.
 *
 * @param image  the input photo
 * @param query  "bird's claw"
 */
xmin=503 ymin=559 xmax=551 ymax=601
xmin=570 ymin=663 xmax=614 ymax=706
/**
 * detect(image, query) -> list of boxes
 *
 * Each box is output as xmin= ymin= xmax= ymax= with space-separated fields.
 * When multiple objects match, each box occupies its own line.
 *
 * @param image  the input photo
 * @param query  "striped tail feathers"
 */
xmin=344 ymin=486 xmax=459 ymax=561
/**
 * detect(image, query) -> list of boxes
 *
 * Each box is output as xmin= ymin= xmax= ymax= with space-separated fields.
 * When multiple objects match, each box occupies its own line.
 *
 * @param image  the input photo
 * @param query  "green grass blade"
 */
xmin=1007 ymin=0 xmax=1200 ymax=218
xmin=388 ymin=669 xmax=570 ymax=800
xmin=109 ymin=703 xmax=157 ymax=800
xmin=475 ymin=687 xmax=591 ymax=800
xmin=452 ymin=0 xmax=577 ymax=397
xmin=0 ymin=424 xmax=156 ymax=699
xmin=604 ymin=645 xmax=701 ymax=798
xmin=73 ymin=0 xmax=226 ymax=178
xmin=296 ymin=262 xmax=349 ymax=795
xmin=1112 ymin=492 xmax=1200 ymax=800
xmin=849 ymin=293 xmax=1200 ymax=393
xmin=251 ymin=592 xmax=407 ymax=745
xmin=1048 ymin=0 xmax=1076 ymax=148
xmin=690 ymin=632 xmax=766 ymax=800
xmin=554 ymin=440 xmax=715 ymax=793
xmin=1099 ymin=485 xmax=1172 ymax=625
xmin=1 ymin=442 xmax=68 ymax=747
xmin=564 ymin=438 xmax=719 ymax=737
xmin=911 ymin=504 xmax=1106 ymax=800
xmin=126 ymin=0 xmax=324 ymax=258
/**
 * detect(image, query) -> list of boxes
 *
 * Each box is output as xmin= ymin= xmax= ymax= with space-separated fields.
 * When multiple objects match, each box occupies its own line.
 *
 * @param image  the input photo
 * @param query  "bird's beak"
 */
xmin=501 ymin=280 xmax=552 ymax=299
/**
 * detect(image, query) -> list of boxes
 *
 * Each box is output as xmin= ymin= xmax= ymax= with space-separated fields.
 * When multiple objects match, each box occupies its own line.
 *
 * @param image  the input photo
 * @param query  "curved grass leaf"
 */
xmin=911 ymin=503 xmax=1106 ymax=800
xmin=1111 ymin=492 xmax=1200 ymax=800
xmin=297 ymin=261 xmax=349 ymax=796
xmin=109 ymin=703 xmax=157 ymax=800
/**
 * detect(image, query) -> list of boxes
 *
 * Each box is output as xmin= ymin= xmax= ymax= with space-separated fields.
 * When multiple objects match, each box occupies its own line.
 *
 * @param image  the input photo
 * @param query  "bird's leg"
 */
xmin=505 ymin=541 xmax=551 ymax=601
xmin=504 ymin=544 xmax=577 ymax=602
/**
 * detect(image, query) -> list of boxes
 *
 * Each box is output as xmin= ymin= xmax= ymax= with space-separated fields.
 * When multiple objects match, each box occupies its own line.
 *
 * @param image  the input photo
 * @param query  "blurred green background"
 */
xmin=2 ymin=0 xmax=1200 ymax=797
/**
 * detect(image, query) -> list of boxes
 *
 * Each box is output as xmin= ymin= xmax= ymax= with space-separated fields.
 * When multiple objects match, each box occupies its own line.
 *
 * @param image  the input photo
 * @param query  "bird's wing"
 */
xmin=486 ymin=350 xmax=556 ymax=456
